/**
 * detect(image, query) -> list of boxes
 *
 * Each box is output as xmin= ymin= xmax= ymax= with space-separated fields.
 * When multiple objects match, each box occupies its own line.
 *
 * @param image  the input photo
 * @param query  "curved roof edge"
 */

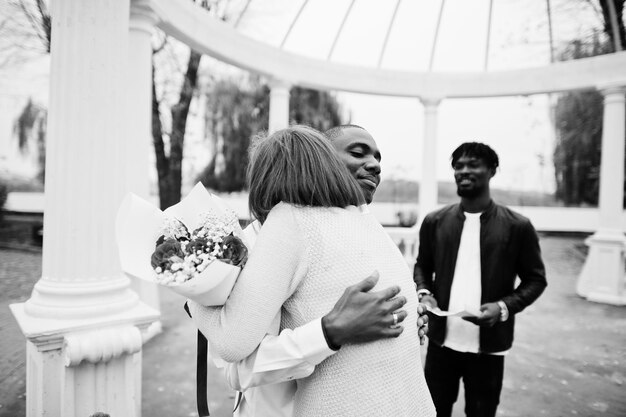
xmin=151 ymin=0 xmax=626 ymax=98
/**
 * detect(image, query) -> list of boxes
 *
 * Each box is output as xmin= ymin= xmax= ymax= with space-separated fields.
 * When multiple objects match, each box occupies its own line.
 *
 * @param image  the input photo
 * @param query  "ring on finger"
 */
xmin=392 ymin=312 xmax=398 ymax=326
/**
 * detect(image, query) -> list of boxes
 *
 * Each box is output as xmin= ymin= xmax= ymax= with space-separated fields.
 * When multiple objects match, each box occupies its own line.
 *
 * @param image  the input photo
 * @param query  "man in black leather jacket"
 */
xmin=414 ymin=142 xmax=547 ymax=417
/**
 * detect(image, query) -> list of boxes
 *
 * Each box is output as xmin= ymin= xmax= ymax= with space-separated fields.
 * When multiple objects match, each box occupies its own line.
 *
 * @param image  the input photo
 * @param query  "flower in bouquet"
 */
xmin=151 ymin=239 xmax=185 ymax=271
xmin=220 ymin=235 xmax=248 ymax=266
xmin=150 ymin=211 xmax=248 ymax=286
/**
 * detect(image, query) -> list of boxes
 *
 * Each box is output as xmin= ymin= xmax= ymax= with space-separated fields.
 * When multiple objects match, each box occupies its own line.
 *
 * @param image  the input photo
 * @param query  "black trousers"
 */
xmin=424 ymin=342 xmax=504 ymax=417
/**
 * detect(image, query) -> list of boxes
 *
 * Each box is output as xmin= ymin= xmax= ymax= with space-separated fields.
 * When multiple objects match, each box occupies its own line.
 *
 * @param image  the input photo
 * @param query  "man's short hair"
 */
xmin=324 ymin=124 xmax=366 ymax=141
xmin=451 ymin=142 xmax=499 ymax=170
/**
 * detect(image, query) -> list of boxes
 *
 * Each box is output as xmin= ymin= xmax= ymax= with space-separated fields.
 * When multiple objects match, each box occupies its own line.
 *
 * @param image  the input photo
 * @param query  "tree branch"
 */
xmin=151 ymin=63 xmax=170 ymax=209
xmin=35 ymin=0 xmax=51 ymax=52
xmin=165 ymin=50 xmax=202 ymax=207
xmin=18 ymin=1 xmax=45 ymax=46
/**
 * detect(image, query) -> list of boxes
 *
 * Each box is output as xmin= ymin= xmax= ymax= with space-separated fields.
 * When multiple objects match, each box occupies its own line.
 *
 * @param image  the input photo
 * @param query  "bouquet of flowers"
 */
xmin=116 ymin=182 xmax=248 ymax=306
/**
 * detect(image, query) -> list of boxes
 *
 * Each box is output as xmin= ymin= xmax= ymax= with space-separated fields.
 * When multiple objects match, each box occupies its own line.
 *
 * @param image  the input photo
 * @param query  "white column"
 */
xmin=128 ymin=0 xmax=162 ymax=337
xmin=128 ymin=0 xmax=157 ymax=200
xmin=576 ymin=85 xmax=626 ymax=305
xmin=419 ymin=97 xmax=442 ymax=221
xmin=268 ymin=79 xmax=291 ymax=133
xmin=10 ymin=1 xmax=159 ymax=416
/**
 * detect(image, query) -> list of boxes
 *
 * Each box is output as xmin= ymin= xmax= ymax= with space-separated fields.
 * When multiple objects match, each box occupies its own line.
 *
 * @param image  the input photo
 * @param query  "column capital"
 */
xmin=596 ymin=83 xmax=626 ymax=96
xmin=130 ymin=0 xmax=159 ymax=34
xmin=268 ymin=78 xmax=291 ymax=132
xmin=419 ymin=96 xmax=443 ymax=108
xmin=268 ymin=77 xmax=292 ymax=91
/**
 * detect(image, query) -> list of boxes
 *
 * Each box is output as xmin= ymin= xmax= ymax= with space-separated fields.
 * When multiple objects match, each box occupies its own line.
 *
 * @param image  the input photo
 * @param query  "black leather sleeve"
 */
xmin=504 ymin=220 xmax=547 ymax=315
xmin=413 ymin=216 xmax=435 ymax=293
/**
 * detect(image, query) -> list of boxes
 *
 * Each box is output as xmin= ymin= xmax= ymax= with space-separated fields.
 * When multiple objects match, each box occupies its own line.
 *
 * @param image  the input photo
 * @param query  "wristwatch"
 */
xmin=496 ymin=300 xmax=509 ymax=322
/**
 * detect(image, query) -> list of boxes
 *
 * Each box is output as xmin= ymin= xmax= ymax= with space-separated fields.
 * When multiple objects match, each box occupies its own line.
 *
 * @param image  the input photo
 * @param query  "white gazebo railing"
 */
xmin=386 ymin=227 xmax=420 ymax=269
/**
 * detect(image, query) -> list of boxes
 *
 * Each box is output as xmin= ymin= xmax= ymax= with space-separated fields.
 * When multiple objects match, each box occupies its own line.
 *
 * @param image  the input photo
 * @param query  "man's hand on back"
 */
xmin=322 ymin=271 xmax=407 ymax=348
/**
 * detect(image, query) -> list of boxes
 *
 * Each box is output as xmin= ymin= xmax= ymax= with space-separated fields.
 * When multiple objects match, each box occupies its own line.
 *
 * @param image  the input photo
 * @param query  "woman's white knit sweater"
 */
xmin=190 ymin=203 xmax=435 ymax=417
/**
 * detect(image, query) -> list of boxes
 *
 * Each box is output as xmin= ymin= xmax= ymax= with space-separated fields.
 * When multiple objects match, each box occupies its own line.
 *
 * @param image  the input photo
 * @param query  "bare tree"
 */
xmin=553 ymin=1 xmax=626 ymax=205
xmin=0 ymin=0 xmax=50 ymax=68
xmin=597 ymin=0 xmax=626 ymax=50
xmin=152 ymin=44 xmax=203 ymax=209
xmin=151 ymin=0 xmax=232 ymax=209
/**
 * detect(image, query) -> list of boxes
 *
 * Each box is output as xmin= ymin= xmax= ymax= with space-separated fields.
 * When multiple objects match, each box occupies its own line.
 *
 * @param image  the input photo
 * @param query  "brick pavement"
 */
xmin=0 ymin=249 xmax=40 ymax=417
xmin=1 ymin=236 xmax=626 ymax=417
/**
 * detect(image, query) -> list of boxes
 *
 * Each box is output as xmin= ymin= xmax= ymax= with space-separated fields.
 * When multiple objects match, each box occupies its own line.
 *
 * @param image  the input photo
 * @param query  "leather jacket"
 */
xmin=414 ymin=201 xmax=547 ymax=353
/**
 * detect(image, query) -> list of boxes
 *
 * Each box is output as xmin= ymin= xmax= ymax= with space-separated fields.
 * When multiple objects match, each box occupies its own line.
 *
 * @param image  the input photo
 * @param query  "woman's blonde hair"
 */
xmin=247 ymin=125 xmax=365 ymax=224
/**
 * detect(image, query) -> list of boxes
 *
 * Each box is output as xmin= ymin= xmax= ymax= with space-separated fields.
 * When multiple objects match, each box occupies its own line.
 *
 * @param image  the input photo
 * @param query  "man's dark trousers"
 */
xmin=425 ymin=342 xmax=504 ymax=417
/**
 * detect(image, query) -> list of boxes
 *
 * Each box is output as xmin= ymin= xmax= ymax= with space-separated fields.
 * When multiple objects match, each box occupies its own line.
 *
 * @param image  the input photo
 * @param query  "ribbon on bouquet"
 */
xmin=184 ymin=302 xmax=245 ymax=416
xmin=184 ymin=302 xmax=211 ymax=417
xmin=233 ymin=391 xmax=243 ymax=413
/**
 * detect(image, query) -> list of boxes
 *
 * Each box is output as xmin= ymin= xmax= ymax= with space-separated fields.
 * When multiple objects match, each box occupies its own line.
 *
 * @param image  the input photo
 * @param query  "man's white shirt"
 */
xmin=444 ymin=211 xmax=482 ymax=353
xmin=443 ymin=212 xmax=508 ymax=356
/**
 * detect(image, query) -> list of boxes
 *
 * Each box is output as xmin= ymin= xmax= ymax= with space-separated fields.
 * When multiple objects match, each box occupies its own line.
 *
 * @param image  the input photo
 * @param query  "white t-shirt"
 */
xmin=444 ymin=212 xmax=482 ymax=353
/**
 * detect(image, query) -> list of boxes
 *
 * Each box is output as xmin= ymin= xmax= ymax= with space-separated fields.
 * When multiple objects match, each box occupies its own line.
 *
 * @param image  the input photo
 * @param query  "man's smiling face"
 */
xmin=453 ymin=154 xmax=494 ymax=198
xmin=331 ymin=127 xmax=382 ymax=204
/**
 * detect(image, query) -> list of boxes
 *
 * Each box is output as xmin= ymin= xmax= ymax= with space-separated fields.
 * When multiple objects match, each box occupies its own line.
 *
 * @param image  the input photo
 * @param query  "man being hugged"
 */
xmin=190 ymin=125 xmax=430 ymax=417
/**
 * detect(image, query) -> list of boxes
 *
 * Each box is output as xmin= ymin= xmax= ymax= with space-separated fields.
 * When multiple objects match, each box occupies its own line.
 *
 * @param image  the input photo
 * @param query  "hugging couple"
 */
xmin=189 ymin=124 xmax=436 ymax=417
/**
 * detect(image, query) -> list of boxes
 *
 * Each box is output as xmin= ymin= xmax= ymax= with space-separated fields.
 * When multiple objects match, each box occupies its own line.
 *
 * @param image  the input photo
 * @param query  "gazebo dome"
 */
xmin=226 ymin=0 xmax=606 ymax=72
xmin=155 ymin=0 xmax=626 ymax=98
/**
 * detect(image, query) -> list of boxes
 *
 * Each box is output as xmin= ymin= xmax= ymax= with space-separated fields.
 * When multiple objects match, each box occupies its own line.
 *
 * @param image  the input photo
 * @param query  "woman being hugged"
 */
xmin=190 ymin=125 xmax=435 ymax=416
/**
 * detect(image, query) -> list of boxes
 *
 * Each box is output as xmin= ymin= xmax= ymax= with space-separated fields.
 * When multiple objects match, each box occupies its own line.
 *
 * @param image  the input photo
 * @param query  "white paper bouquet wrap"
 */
xmin=116 ymin=183 xmax=248 ymax=306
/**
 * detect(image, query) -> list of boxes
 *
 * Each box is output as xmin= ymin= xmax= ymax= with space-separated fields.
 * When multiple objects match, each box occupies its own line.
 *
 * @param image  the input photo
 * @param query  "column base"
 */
xmin=24 ymin=276 xmax=140 ymax=319
xmin=586 ymin=291 xmax=626 ymax=306
xmin=10 ymin=301 xmax=159 ymax=417
xmin=576 ymin=230 xmax=626 ymax=305
xmin=142 ymin=320 xmax=163 ymax=342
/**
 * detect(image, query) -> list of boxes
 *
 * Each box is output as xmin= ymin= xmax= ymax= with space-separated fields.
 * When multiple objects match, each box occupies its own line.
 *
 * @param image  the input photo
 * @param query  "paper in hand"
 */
xmin=427 ymin=306 xmax=481 ymax=319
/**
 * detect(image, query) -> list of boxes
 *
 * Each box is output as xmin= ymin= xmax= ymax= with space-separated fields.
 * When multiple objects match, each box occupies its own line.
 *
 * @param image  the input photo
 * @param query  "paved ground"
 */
xmin=1 ymin=235 xmax=625 ymax=417
xmin=0 ymin=249 xmax=40 ymax=417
